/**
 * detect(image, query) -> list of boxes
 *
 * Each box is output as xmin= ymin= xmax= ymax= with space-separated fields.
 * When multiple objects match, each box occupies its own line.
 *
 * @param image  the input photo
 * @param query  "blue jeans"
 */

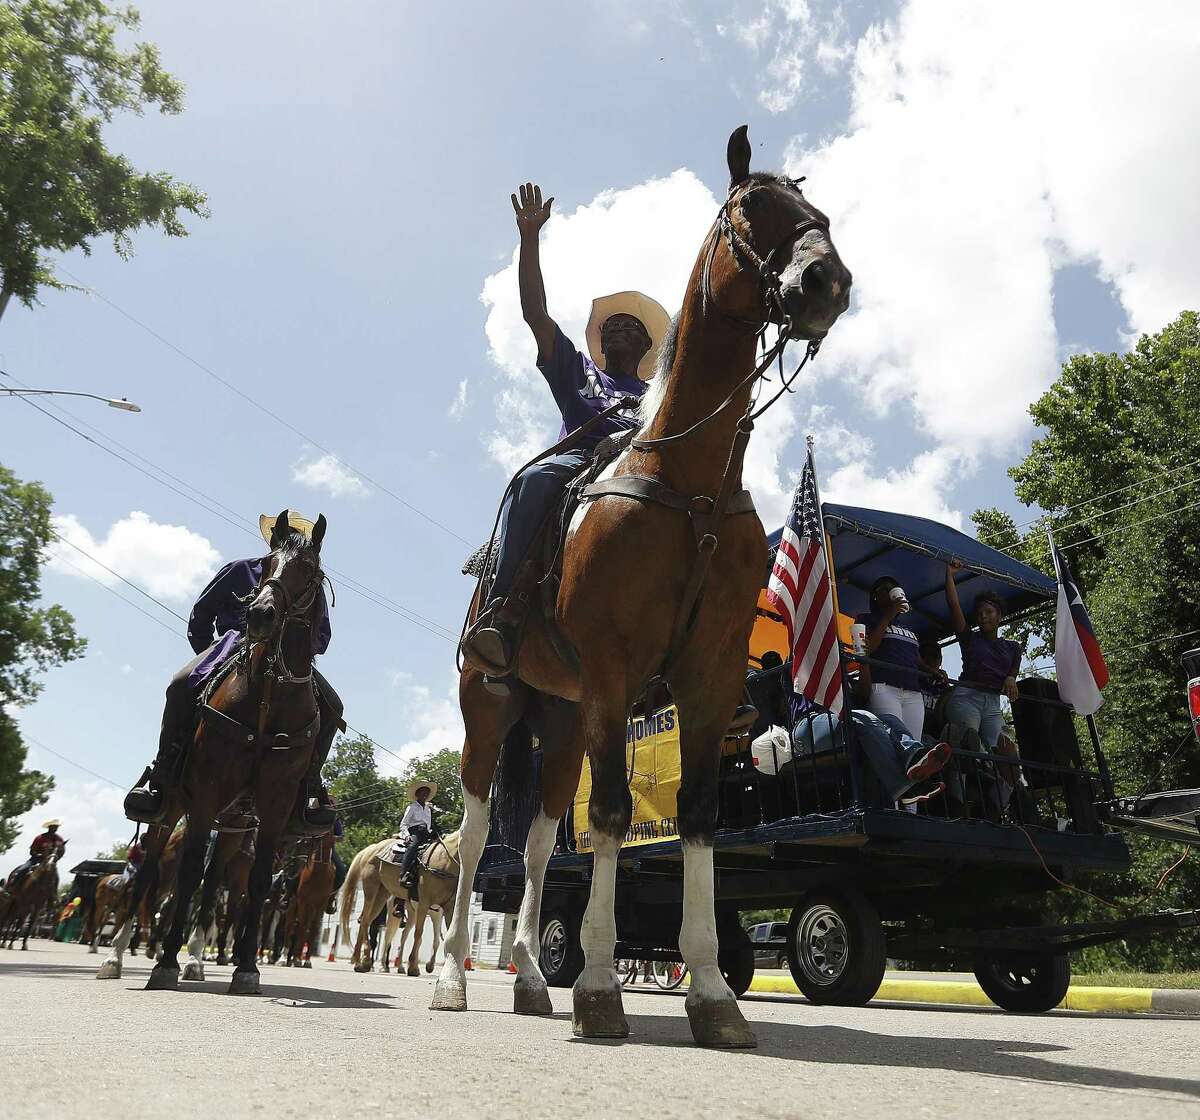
xmin=945 ymin=686 xmax=1004 ymax=749
xmin=490 ymin=448 xmax=592 ymax=602
xmin=792 ymin=709 xmax=928 ymax=803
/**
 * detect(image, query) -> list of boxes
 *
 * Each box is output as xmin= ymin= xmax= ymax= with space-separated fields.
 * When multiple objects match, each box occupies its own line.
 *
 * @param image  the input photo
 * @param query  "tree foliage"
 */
xmin=0 ymin=0 xmax=207 ymax=312
xmin=326 ymin=734 xmax=464 ymax=861
xmin=0 ymin=464 xmax=86 ymax=853
xmin=976 ymin=311 xmax=1200 ymax=968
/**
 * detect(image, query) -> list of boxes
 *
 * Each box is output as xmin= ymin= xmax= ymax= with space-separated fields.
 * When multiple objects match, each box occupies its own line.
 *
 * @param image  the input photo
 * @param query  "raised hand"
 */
xmin=511 ymin=182 xmax=554 ymax=235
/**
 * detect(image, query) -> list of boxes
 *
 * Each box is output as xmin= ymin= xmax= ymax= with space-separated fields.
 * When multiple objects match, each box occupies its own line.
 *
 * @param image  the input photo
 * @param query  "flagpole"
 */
xmin=1047 ymin=526 xmax=1114 ymax=800
xmin=806 ymin=435 xmax=858 ymax=792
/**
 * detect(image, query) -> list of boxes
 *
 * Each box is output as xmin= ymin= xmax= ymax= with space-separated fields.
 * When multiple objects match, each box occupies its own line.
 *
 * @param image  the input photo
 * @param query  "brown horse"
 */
xmin=432 ymin=126 xmax=850 ymax=1048
xmin=284 ymin=835 xmax=336 ymax=967
xmin=215 ymin=832 xmax=254 ymax=966
xmin=86 ymin=872 xmax=131 ymax=953
xmin=1 ymin=850 xmax=63 ymax=950
xmin=113 ymin=511 xmax=329 ymax=995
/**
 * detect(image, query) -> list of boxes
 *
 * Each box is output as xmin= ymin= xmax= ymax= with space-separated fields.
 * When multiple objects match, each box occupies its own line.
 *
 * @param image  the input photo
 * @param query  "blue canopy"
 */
xmin=766 ymin=503 xmax=1056 ymax=640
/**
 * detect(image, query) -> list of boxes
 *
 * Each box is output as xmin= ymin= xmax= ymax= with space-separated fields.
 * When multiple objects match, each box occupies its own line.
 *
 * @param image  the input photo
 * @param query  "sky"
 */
xmin=3 ymin=0 xmax=1198 ymax=866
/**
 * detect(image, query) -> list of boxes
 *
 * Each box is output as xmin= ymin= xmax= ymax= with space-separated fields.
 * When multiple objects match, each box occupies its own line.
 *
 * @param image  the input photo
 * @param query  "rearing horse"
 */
xmin=141 ymin=511 xmax=329 ymax=994
xmin=433 ymin=126 xmax=851 ymax=1048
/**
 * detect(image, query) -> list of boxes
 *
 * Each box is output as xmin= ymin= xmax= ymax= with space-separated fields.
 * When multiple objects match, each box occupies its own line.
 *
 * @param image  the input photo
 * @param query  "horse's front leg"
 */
xmin=147 ymin=821 xmax=209 ymax=991
xmin=406 ymin=901 xmax=427 ymax=977
xmin=572 ymin=689 xmax=633 ymax=1038
xmin=182 ymin=855 xmax=225 ymax=981
xmin=230 ymin=839 xmax=276 ymax=994
xmin=427 ymin=907 xmax=444 ymax=972
xmin=675 ymin=702 xmax=756 ymax=1049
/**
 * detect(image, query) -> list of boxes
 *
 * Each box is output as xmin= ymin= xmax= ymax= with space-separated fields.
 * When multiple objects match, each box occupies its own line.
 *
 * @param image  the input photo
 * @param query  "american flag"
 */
xmin=764 ymin=450 xmax=844 ymax=715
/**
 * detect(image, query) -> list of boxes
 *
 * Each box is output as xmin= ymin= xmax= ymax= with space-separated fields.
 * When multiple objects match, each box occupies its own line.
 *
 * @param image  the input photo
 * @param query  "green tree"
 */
xmin=0 ymin=0 xmax=207 ymax=320
xmin=976 ymin=310 xmax=1200 ymax=968
xmin=0 ymin=464 xmax=87 ymax=853
xmin=325 ymin=733 xmax=404 ymax=858
xmin=394 ymin=746 xmax=464 ymax=833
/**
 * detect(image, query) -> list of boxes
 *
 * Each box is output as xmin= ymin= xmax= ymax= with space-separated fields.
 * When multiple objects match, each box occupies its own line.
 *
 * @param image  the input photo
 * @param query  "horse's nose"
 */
xmin=801 ymin=258 xmax=851 ymax=310
xmin=247 ymin=602 xmax=275 ymax=633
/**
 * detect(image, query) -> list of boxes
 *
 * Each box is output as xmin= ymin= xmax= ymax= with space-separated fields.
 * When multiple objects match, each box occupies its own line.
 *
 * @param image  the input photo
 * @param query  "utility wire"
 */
xmin=23 ymin=735 xmax=125 ymax=790
xmin=60 ymin=269 xmax=472 ymax=546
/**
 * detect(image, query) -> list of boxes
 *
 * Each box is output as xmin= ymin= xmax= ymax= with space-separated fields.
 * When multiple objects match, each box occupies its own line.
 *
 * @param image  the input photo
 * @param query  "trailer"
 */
xmin=477 ymin=503 xmax=1200 ymax=1014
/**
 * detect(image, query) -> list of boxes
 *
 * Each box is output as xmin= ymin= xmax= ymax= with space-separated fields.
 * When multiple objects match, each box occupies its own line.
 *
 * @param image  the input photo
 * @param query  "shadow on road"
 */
xmin=571 ymin=1015 xmax=1200 ymax=1101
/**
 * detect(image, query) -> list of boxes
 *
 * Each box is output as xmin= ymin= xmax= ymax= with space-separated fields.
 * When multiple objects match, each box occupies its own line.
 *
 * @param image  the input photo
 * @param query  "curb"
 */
xmin=747 ymin=974 xmax=1200 ymax=1014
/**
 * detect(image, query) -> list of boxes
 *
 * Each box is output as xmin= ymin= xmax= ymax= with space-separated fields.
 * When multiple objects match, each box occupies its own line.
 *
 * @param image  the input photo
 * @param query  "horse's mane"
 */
xmin=638 ymin=314 xmax=680 ymax=429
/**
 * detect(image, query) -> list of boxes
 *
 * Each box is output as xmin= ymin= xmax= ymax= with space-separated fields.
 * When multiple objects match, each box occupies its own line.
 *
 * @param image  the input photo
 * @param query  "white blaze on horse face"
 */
xmin=511 ymin=810 xmax=558 ymax=985
xmin=678 ymin=839 xmax=733 ymax=1006
xmin=436 ymin=790 xmax=489 ymax=987
xmin=575 ymin=831 xmax=622 ymax=994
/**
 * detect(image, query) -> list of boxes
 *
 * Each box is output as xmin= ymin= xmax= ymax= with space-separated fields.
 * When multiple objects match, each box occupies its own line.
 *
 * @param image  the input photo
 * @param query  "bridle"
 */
xmin=242 ymin=553 xmax=325 ymax=685
xmin=632 ymin=178 xmax=828 ymax=454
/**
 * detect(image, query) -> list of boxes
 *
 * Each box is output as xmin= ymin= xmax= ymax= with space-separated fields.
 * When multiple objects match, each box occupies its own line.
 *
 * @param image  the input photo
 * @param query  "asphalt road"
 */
xmin=2 ymin=941 xmax=1197 ymax=1119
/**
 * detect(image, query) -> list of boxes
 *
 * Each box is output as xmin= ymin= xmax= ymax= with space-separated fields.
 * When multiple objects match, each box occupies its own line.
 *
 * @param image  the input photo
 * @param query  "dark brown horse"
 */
xmin=284 ymin=835 xmax=335 ymax=967
xmin=1 ymin=850 xmax=63 ymax=950
xmin=215 ymin=832 xmax=254 ymax=966
xmin=432 ymin=127 xmax=850 ymax=1048
xmin=100 ymin=512 xmax=328 ymax=994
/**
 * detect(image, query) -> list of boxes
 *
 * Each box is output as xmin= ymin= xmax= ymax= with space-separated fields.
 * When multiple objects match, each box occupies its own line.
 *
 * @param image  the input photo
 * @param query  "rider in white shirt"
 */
xmin=393 ymin=779 xmax=438 ymax=902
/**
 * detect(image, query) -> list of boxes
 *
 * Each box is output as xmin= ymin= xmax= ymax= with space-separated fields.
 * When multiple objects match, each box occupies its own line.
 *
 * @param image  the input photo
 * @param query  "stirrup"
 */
xmin=461 ymin=614 xmax=515 ymax=677
xmin=124 ymin=786 xmax=167 ymax=825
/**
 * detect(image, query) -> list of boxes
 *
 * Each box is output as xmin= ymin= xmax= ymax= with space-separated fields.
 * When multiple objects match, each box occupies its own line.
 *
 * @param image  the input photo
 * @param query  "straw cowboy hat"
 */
xmin=258 ymin=509 xmax=316 ymax=545
xmin=42 ymin=818 xmax=61 ymax=829
xmin=585 ymin=291 xmax=672 ymax=381
xmin=406 ymin=778 xmax=437 ymax=801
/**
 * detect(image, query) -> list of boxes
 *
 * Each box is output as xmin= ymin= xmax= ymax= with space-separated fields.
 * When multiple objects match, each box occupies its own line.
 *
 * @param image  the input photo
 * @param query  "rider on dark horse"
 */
xmin=124 ymin=510 xmax=342 ymax=833
xmin=7 ymin=819 xmax=67 ymax=891
xmin=460 ymin=181 xmax=669 ymax=680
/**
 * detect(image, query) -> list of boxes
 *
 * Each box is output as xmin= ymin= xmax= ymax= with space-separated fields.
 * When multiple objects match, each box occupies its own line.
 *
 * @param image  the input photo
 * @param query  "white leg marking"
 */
xmin=182 ymin=921 xmax=207 ymax=981
xmin=574 ymin=832 xmax=621 ymax=996
xmin=679 ymin=840 xmax=732 ymax=1005
xmin=97 ymin=914 xmax=135 ymax=979
xmin=511 ymin=810 xmax=558 ymax=987
xmin=436 ymin=791 xmax=489 ymax=991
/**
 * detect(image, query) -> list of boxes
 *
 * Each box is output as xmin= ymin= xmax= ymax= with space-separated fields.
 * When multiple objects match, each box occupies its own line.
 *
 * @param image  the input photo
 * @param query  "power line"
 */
xmin=60 ymin=269 xmax=472 ymax=546
xmin=23 ymin=735 xmax=125 ymax=790
xmin=6 ymin=378 xmax=458 ymax=643
xmin=1057 ymin=497 xmax=1200 ymax=552
xmin=48 ymin=551 xmax=183 ymax=637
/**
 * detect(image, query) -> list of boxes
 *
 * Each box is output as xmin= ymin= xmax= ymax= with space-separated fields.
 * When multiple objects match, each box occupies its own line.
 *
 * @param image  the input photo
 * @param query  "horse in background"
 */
xmin=1 ymin=849 xmax=63 ymax=950
xmin=284 ymin=834 xmax=336 ymax=967
xmin=385 ymin=900 xmax=444 ymax=974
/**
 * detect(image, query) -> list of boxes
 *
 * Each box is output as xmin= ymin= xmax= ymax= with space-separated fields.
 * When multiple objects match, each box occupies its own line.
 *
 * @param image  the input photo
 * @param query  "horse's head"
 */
xmin=245 ymin=509 xmax=327 ymax=644
xmin=714 ymin=125 xmax=851 ymax=340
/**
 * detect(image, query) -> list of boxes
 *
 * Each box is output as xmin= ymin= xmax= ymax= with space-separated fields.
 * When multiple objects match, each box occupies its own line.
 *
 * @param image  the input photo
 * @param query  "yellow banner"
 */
xmin=572 ymin=706 xmax=681 ymax=853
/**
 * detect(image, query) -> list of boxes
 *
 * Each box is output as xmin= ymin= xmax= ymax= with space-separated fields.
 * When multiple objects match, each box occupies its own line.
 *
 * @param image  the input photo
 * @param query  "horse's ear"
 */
xmin=311 ymin=514 xmax=327 ymax=552
xmin=727 ymin=124 xmax=752 ymax=187
xmin=271 ymin=509 xmax=290 ymax=548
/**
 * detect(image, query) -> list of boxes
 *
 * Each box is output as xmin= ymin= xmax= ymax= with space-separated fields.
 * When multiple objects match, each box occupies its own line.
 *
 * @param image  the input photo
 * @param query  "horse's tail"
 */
xmin=491 ymin=718 xmax=539 ymax=858
xmin=338 ymin=848 xmax=366 ymax=946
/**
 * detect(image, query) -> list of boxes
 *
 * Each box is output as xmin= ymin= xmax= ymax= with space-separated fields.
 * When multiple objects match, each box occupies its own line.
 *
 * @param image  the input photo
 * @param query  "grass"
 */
xmin=1071 ymin=971 xmax=1200 ymax=990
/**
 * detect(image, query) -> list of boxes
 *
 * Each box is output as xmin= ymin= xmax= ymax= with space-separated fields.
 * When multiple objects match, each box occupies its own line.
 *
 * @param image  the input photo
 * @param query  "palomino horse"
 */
xmin=284 ymin=835 xmax=336 ymax=967
xmin=1 ymin=850 xmax=63 ymax=950
xmin=339 ymin=833 xmax=460 ymax=975
xmin=384 ymin=901 xmax=443 ymax=974
xmin=433 ymin=126 xmax=850 ymax=1047
xmin=108 ymin=512 xmax=329 ymax=994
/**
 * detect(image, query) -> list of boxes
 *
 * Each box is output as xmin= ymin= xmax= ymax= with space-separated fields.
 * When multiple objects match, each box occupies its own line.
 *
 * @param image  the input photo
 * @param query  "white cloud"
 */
xmin=48 ymin=511 xmax=221 ymax=603
xmin=376 ymin=670 xmax=464 ymax=779
xmin=9 ymin=775 xmax=130 ymax=868
xmin=480 ymin=168 xmax=720 ymax=473
xmin=292 ymin=453 xmax=368 ymax=499
xmin=824 ymin=448 xmax=964 ymax=527
xmin=780 ymin=0 xmax=1200 ymax=464
xmin=448 ymin=378 xmax=469 ymax=421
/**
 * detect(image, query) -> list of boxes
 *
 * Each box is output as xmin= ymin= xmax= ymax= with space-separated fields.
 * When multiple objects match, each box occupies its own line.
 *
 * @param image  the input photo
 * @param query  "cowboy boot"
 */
xmin=123 ymin=741 xmax=180 ymax=824
xmin=460 ymin=600 xmax=518 ymax=677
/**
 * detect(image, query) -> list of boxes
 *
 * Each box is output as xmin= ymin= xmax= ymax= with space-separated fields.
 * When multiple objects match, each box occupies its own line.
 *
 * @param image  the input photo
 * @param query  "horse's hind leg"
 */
xmin=431 ymin=671 xmax=519 ymax=1012
xmin=571 ymin=689 xmax=633 ymax=1038
xmin=406 ymin=901 xmax=427 ymax=977
xmin=514 ymin=702 xmax=585 ymax=1016
xmin=148 ymin=821 xmax=208 ymax=990
xmin=675 ymin=702 xmax=756 ymax=1049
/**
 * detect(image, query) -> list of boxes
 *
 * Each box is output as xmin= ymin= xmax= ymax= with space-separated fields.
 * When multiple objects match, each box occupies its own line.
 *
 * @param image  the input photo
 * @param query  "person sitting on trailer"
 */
xmin=918 ymin=637 xmax=951 ymax=737
xmin=944 ymin=560 xmax=1022 ymax=749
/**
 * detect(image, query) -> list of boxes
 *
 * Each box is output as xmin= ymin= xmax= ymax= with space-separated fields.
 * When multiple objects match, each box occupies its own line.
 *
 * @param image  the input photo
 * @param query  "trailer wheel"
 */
xmin=538 ymin=910 xmax=583 ymax=988
xmin=718 ymin=940 xmax=756 ymax=998
xmin=973 ymin=952 xmax=1070 ymax=1013
xmin=787 ymin=887 xmax=886 ymax=1006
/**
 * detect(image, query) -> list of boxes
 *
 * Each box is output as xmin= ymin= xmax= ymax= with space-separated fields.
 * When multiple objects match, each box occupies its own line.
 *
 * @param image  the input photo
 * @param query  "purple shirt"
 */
xmin=957 ymin=629 xmax=1021 ymax=692
xmin=856 ymin=611 xmax=921 ymax=692
xmin=538 ymin=327 xmax=646 ymax=447
xmin=186 ymin=557 xmax=330 ymax=688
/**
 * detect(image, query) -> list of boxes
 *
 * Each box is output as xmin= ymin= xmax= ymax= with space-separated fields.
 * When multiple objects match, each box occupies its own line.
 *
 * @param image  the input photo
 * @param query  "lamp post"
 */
xmin=1 ymin=387 xmax=141 ymax=412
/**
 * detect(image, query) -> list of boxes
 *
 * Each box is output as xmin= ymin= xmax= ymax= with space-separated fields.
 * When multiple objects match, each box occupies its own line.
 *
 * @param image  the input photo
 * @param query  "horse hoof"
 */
xmin=88 ymin=944 xmax=98 ymax=954
xmin=430 ymin=979 xmax=467 ymax=1012
xmin=353 ymin=961 xmax=373 ymax=974
xmin=216 ymin=953 xmax=228 ymax=966
xmin=381 ymin=963 xmax=390 ymax=973
xmin=181 ymin=960 xmax=205 ymax=982
xmin=572 ymin=989 xmax=629 ymax=1038
xmin=406 ymin=966 xmax=421 ymax=977
xmin=229 ymin=969 xmax=262 ymax=995
xmin=685 ymin=997 xmax=757 ymax=1049
xmin=303 ymin=960 xmax=312 ymax=969
xmin=145 ymin=966 xmax=180 ymax=991
xmin=96 ymin=960 xmax=122 ymax=980
xmin=514 ymin=978 xmax=554 ymax=1016
xmin=425 ymin=962 xmax=435 ymax=974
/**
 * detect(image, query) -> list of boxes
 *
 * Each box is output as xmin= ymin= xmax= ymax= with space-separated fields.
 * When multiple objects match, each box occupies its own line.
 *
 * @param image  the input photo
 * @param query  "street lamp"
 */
xmin=0 ymin=388 xmax=141 ymax=412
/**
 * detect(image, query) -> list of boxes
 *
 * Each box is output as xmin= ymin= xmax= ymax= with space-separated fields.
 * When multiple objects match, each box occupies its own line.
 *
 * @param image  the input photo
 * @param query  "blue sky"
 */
xmin=3 ymin=0 xmax=1197 ymax=861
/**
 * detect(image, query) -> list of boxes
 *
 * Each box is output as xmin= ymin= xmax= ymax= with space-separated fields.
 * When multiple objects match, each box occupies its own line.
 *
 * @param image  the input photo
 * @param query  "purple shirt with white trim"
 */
xmin=537 ymin=327 xmax=646 ymax=447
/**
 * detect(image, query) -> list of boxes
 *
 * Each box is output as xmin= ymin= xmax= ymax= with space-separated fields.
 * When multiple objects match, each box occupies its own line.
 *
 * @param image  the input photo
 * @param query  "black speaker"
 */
xmin=1011 ymin=677 xmax=1082 ymax=790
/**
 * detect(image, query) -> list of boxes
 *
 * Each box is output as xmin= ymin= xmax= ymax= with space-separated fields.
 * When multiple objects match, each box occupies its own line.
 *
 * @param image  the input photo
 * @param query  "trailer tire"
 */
xmin=787 ymin=887 xmax=886 ymax=1006
xmin=718 ymin=940 xmax=756 ymax=998
xmin=973 ymin=951 xmax=1070 ymax=1013
xmin=538 ymin=910 xmax=583 ymax=988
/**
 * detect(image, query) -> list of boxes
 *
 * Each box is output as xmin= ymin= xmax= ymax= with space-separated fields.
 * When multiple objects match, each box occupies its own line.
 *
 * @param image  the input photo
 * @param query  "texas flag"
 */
xmin=1050 ymin=542 xmax=1109 ymax=715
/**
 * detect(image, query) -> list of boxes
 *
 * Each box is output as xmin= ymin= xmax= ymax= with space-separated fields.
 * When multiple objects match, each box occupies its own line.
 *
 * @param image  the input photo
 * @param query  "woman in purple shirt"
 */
xmin=944 ymin=560 xmax=1022 ymax=749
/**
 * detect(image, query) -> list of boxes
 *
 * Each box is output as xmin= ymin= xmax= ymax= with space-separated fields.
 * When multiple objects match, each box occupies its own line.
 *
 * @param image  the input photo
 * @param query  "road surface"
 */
xmin=2 ymin=941 xmax=1197 ymax=1118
